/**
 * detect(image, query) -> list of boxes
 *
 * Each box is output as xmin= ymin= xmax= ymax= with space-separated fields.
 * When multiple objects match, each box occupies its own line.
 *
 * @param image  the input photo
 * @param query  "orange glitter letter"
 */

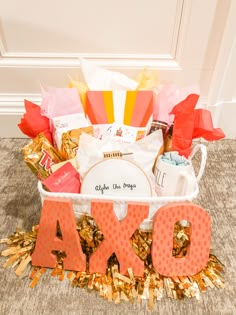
xmin=89 ymin=200 xmax=149 ymax=276
xmin=152 ymin=202 xmax=212 ymax=276
xmin=32 ymin=197 xmax=86 ymax=271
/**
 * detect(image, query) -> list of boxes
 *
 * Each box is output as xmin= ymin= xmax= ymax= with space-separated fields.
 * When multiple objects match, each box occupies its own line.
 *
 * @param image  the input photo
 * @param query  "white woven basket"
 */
xmin=38 ymin=144 xmax=207 ymax=230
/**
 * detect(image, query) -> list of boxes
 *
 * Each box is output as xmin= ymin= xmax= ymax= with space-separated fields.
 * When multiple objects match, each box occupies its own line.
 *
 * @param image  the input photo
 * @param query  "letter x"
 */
xmin=89 ymin=200 xmax=149 ymax=277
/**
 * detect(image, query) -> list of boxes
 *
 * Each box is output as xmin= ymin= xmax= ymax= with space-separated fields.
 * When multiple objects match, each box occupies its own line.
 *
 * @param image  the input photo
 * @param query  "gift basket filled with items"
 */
xmin=1 ymin=59 xmax=226 ymax=309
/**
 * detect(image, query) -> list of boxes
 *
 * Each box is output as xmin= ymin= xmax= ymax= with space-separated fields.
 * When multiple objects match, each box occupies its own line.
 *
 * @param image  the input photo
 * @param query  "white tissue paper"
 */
xmin=80 ymin=58 xmax=138 ymax=91
xmin=76 ymin=130 xmax=163 ymax=194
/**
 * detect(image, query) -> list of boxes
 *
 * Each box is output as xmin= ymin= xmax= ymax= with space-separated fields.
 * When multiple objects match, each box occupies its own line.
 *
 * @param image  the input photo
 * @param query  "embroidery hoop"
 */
xmin=81 ymin=158 xmax=152 ymax=197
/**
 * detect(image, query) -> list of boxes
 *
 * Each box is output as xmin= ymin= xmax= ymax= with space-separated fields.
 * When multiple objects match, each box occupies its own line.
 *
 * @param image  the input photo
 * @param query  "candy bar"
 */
xmin=22 ymin=133 xmax=64 ymax=180
xmin=61 ymin=126 xmax=94 ymax=159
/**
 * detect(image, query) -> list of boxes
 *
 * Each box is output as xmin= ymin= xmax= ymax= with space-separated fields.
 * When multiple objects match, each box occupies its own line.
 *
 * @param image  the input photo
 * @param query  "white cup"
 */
xmin=154 ymin=144 xmax=207 ymax=196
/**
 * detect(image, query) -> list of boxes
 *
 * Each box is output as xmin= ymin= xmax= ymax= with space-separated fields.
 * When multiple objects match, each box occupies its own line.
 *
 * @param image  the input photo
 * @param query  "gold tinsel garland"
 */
xmin=0 ymin=215 xmax=225 ymax=310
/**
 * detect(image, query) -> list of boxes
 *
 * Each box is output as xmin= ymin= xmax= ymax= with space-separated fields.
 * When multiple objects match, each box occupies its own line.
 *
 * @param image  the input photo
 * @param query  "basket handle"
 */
xmin=189 ymin=143 xmax=207 ymax=182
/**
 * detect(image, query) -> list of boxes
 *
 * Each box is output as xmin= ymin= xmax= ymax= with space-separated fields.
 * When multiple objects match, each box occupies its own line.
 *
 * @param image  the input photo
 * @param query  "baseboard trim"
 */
xmin=0 ymin=114 xmax=27 ymax=138
xmin=208 ymin=101 xmax=236 ymax=139
xmin=0 ymin=94 xmax=41 ymax=115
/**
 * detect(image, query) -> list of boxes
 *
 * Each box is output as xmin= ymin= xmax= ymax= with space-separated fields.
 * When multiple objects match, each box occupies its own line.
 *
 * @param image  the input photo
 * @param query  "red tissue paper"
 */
xmin=18 ymin=100 xmax=52 ymax=143
xmin=171 ymin=94 xmax=225 ymax=157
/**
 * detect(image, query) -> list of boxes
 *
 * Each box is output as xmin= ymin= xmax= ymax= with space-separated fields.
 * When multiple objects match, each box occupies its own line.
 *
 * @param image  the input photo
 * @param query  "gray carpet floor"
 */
xmin=0 ymin=138 xmax=235 ymax=315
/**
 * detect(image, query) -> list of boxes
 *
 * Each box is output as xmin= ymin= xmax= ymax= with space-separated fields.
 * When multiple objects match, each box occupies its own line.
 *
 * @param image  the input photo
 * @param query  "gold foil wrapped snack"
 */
xmin=61 ymin=126 xmax=93 ymax=159
xmin=22 ymin=133 xmax=64 ymax=179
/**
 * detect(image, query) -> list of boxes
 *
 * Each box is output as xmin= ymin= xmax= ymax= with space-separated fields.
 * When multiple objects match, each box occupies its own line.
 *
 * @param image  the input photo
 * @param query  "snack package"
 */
xmin=77 ymin=130 xmax=163 ymax=192
xmin=21 ymin=133 xmax=64 ymax=180
xmin=51 ymin=113 xmax=90 ymax=149
xmin=61 ymin=126 xmax=94 ymax=159
xmin=42 ymin=162 xmax=81 ymax=193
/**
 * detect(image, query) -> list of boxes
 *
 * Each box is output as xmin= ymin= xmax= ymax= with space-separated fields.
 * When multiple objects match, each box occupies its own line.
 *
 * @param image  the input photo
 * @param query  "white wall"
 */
xmin=0 ymin=0 xmax=235 ymax=137
xmin=207 ymin=0 xmax=236 ymax=138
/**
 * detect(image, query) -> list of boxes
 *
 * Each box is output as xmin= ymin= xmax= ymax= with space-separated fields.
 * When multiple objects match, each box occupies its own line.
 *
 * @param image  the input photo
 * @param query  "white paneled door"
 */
xmin=0 ymin=0 xmax=235 ymax=137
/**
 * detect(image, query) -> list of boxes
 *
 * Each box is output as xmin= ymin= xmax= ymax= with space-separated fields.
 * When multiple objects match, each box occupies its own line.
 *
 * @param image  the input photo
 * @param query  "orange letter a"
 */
xmin=31 ymin=197 xmax=86 ymax=271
